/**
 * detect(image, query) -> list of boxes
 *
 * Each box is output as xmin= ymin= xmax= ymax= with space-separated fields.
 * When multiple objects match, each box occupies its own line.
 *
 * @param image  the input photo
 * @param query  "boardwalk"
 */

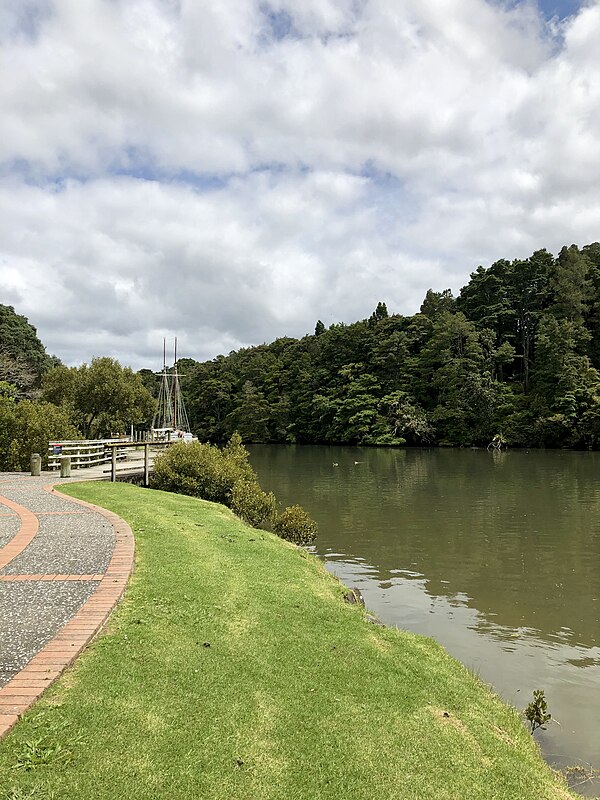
xmin=0 ymin=472 xmax=134 ymax=738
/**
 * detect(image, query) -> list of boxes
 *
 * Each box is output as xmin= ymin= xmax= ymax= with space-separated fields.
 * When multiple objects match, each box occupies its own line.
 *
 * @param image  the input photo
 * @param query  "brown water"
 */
xmin=249 ymin=445 xmax=600 ymax=796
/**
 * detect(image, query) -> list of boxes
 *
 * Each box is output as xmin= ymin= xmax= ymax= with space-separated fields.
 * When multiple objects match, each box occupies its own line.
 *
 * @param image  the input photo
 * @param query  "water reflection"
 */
xmin=250 ymin=445 xmax=600 ymax=794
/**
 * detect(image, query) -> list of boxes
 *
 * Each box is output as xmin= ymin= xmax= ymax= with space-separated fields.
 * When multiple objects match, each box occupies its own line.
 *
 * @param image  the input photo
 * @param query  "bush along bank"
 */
xmin=0 ymin=482 xmax=575 ymax=800
xmin=151 ymin=432 xmax=317 ymax=545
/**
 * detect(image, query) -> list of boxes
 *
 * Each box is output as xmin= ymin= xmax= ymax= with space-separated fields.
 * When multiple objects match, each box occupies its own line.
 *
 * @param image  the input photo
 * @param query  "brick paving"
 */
xmin=0 ymin=474 xmax=134 ymax=739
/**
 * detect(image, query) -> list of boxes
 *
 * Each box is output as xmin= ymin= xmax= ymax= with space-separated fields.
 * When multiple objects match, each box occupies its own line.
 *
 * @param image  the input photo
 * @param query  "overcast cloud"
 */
xmin=1 ymin=0 xmax=599 ymax=368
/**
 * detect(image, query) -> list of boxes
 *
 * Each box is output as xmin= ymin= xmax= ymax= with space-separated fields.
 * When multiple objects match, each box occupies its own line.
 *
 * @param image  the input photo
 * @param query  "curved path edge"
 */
xmin=0 ymin=485 xmax=135 ymax=739
xmin=0 ymin=497 xmax=39 ymax=571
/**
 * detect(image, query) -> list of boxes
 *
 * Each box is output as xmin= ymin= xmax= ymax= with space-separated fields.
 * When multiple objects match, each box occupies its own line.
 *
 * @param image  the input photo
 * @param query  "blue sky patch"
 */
xmin=537 ymin=0 xmax=582 ymax=18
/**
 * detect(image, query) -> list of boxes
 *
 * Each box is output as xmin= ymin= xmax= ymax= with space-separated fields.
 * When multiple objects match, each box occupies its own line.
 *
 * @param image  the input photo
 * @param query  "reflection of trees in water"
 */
xmin=250 ymin=446 xmax=600 ymax=649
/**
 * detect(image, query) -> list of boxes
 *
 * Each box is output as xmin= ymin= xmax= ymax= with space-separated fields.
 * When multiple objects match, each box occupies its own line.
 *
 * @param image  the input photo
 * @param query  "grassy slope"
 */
xmin=0 ymin=483 xmax=573 ymax=800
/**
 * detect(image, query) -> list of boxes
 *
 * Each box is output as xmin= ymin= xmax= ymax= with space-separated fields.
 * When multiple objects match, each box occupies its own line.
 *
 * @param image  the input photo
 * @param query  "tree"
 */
xmin=506 ymin=250 xmax=553 ymax=390
xmin=0 ymin=396 xmax=79 ymax=471
xmin=0 ymin=304 xmax=52 ymax=383
xmin=551 ymin=245 xmax=592 ymax=323
xmin=368 ymin=301 xmax=389 ymax=327
xmin=420 ymin=289 xmax=455 ymax=320
xmin=43 ymin=357 xmax=154 ymax=438
xmin=381 ymin=391 xmax=433 ymax=444
xmin=531 ymin=315 xmax=600 ymax=447
xmin=419 ymin=312 xmax=499 ymax=444
xmin=0 ymin=347 xmax=39 ymax=398
xmin=224 ymin=381 xmax=271 ymax=442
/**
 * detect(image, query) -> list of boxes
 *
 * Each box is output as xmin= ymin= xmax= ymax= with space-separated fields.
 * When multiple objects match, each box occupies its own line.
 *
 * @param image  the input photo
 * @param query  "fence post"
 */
xmin=30 ymin=453 xmax=41 ymax=477
xmin=60 ymin=455 xmax=71 ymax=478
xmin=111 ymin=446 xmax=117 ymax=482
xmin=144 ymin=444 xmax=149 ymax=487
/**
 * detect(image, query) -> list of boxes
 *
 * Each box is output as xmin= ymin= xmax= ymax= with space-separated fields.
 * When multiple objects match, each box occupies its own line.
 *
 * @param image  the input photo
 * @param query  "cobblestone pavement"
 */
xmin=0 ymin=472 xmax=134 ymax=737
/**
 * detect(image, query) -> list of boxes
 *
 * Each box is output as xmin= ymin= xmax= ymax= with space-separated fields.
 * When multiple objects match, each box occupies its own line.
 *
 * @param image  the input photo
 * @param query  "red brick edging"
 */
xmin=0 ymin=497 xmax=39 ymax=571
xmin=0 ymin=486 xmax=134 ymax=739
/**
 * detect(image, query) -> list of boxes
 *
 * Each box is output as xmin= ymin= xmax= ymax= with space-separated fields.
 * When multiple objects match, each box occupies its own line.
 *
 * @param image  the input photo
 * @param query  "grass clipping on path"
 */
xmin=0 ymin=483 xmax=573 ymax=800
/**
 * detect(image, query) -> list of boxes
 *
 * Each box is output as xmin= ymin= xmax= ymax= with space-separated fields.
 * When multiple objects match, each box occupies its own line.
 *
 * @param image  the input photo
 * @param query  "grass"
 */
xmin=0 ymin=482 xmax=574 ymax=800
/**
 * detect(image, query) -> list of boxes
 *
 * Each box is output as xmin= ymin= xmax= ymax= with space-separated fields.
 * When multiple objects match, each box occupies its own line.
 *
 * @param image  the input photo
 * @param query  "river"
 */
xmin=249 ymin=445 xmax=600 ymax=796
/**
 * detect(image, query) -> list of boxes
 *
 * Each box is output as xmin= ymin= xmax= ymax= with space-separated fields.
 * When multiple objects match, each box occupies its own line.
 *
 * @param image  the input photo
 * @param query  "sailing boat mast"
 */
xmin=151 ymin=337 xmax=192 ymax=438
xmin=173 ymin=336 xmax=178 ymax=431
xmin=170 ymin=337 xmax=190 ymax=433
xmin=152 ymin=337 xmax=174 ymax=431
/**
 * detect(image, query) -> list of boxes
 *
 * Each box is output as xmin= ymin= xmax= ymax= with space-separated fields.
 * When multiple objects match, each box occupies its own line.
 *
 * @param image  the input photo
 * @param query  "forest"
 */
xmin=2 ymin=241 xmax=600 ymax=457
xmin=172 ymin=242 xmax=600 ymax=449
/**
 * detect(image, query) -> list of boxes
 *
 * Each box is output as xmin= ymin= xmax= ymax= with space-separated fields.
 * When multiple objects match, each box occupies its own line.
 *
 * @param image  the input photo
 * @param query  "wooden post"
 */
xmin=144 ymin=444 xmax=149 ymax=487
xmin=60 ymin=455 xmax=71 ymax=478
xmin=30 ymin=453 xmax=41 ymax=476
xmin=111 ymin=446 xmax=117 ymax=482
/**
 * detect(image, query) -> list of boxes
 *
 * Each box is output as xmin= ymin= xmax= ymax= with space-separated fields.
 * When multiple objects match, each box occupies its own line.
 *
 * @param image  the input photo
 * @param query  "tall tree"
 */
xmin=43 ymin=357 xmax=154 ymax=438
xmin=0 ymin=305 xmax=54 ymax=396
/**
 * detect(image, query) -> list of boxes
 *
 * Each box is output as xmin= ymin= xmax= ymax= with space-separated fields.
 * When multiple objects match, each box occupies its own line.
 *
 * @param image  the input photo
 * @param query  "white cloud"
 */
xmin=0 ymin=0 xmax=599 ymax=367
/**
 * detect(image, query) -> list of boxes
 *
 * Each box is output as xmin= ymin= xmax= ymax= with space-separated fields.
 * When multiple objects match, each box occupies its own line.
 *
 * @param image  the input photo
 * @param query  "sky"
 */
xmin=1 ymin=0 xmax=599 ymax=369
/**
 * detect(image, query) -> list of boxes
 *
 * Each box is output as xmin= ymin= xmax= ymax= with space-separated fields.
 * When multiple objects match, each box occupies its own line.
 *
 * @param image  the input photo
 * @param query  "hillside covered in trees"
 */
xmin=178 ymin=243 xmax=600 ymax=449
xmin=2 ymin=242 xmax=600 ymax=456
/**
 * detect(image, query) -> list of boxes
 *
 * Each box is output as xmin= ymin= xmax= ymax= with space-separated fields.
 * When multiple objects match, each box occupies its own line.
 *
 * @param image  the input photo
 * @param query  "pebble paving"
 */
xmin=0 ymin=471 xmax=134 ymax=735
xmin=1 ymin=515 xmax=114 ymax=575
xmin=0 ymin=514 xmax=19 ymax=549
xmin=0 ymin=581 xmax=99 ymax=684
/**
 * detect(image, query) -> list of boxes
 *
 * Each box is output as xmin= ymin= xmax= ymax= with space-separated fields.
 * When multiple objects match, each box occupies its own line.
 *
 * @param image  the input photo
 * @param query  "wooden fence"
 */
xmin=47 ymin=439 xmax=130 ymax=470
xmin=47 ymin=438 xmax=175 ymax=484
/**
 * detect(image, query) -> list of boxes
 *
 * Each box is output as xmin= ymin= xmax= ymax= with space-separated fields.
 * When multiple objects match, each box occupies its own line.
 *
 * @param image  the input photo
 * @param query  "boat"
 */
xmin=151 ymin=338 xmax=196 ymax=442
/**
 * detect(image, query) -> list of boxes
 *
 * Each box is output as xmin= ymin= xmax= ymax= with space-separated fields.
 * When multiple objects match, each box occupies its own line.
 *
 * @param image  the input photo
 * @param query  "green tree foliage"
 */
xmin=420 ymin=289 xmax=455 ymax=320
xmin=0 ymin=396 xmax=79 ymax=470
xmin=170 ymin=242 xmax=600 ymax=450
xmin=368 ymin=301 xmax=389 ymax=327
xmin=43 ymin=357 xmax=154 ymax=438
xmin=0 ymin=305 xmax=54 ymax=397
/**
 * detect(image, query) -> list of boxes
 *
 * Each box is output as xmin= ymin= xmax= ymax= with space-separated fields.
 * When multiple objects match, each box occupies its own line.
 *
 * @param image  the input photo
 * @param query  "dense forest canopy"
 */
xmin=177 ymin=243 xmax=600 ymax=449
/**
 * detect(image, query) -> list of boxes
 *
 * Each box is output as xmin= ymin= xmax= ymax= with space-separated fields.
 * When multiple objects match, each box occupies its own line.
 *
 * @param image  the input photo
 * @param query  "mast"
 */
xmin=152 ymin=337 xmax=174 ymax=431
xmin=173 ymin=336 xmax=178 ymax=430
xmin=151 ymin=337 xmax=190 ymax=436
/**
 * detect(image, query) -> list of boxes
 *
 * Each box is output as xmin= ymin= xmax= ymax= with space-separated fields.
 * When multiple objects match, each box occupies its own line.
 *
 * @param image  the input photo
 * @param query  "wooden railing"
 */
xmin=47 ymin=439 xmax=130 ymax=470
xmin=102 ymin=440 xmax=173 ymax=483
xmin=46 ymin=438 xmax=175 ymax=484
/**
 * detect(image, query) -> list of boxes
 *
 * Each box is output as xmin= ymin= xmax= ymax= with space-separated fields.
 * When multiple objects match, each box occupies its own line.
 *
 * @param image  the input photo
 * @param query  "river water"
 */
xmin=249 ymin=445 xmax=600 ymax=795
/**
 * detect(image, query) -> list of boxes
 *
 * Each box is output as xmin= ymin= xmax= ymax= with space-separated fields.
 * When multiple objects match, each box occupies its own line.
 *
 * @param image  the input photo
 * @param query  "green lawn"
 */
xmin=0 ymin=483 xmax=574 ymax=800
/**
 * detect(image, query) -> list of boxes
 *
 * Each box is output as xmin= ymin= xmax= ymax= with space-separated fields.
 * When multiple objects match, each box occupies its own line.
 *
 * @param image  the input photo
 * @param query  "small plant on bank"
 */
xmin=525 ymin=689 xmax=551 ymax=734
xmin=230 ymin=479 xmax=276 ymax=528
xmin=273 ymin=504 xmax=318 ymax=546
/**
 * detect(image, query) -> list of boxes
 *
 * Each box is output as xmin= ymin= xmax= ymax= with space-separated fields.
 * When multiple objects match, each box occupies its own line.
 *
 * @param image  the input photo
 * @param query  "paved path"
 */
xmin=0 ymin=472 xmax=134 ymax=738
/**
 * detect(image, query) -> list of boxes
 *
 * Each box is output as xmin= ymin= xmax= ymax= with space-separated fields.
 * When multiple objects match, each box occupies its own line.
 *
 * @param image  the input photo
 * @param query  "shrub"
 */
xmin=152 ymin=436 xmax=276 ymax=528
xmin=230 ymin=479 xmax=276 ymax=528
xmin=0 ymin=397 xmax=80 ymax=471
xmin=153 ymin=435 xmax=318 ymax=544
xmin=273 ymin=504 xmax=318 ymax=546
xmin=152 ymin=441 xmax=232 ymax=502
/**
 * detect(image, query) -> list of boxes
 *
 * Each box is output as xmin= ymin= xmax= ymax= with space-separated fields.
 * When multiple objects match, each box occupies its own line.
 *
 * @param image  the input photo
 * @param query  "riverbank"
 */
xmin=0 ymin=482 xmax=574 ymax=799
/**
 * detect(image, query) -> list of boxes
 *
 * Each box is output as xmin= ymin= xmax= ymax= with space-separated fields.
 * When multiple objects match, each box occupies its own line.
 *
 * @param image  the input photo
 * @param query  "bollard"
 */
xmin=60 ymin=455 xmax=71 ymax=478
xmin=30 ymin=453 xmax=41 ymax=477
